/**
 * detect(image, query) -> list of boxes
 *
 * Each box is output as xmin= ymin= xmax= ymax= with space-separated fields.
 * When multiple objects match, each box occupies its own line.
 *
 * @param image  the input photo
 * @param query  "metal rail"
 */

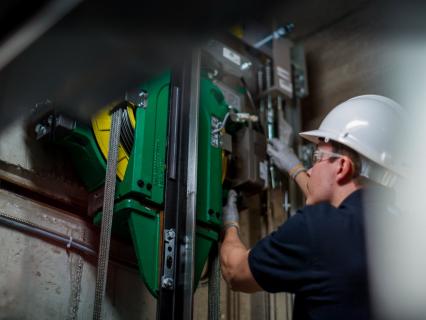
xmin=157 ymin=49 xmax=201 ymax=320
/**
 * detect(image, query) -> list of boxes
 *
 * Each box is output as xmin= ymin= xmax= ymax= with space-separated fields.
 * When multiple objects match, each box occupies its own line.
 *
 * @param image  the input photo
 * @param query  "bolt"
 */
xmin=146 ymin=183 xmax=152 ymax=191
xmin=137 ymin=90 xmax=148 ymax=108
xmin=35 ymin=124 xmax=47 ymax=135
xmin=162 ymin=277 xmax=173 ymax=289
xmin=166 ymin=230 xmax=175 ymax=240
xmin=137 ymin=180 xmax=144 ymax=188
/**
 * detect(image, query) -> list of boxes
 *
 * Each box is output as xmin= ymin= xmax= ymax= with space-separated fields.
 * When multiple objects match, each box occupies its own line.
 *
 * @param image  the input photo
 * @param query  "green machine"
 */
xmin=34 ymin=72 xmax=228 ymax=297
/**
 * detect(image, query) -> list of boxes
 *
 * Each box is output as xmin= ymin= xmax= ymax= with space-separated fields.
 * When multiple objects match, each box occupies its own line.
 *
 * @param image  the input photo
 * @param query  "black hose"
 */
xmin=0 ymin=213 xmax=97 ymax=256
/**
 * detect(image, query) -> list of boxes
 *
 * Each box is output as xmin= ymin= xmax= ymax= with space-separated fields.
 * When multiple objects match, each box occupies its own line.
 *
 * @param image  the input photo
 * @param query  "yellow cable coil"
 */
xmin=91 ymin=102 xmax=136 ymax=180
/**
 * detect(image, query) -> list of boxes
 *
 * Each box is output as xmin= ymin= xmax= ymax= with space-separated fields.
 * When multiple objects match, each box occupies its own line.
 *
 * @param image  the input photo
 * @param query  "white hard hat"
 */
xmin=300 ymin=95 xmax=405 ymax=187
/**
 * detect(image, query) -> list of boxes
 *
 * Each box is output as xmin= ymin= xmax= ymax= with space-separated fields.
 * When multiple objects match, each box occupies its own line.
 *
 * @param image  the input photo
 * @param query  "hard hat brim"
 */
xmin=299 ymin=129 xmax=332 ymax=144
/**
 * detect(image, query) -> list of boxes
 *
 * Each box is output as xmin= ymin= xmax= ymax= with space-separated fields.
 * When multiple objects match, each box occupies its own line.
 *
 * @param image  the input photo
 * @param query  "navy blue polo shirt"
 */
xmin=248 ymin=188 xmax=373 ymax=320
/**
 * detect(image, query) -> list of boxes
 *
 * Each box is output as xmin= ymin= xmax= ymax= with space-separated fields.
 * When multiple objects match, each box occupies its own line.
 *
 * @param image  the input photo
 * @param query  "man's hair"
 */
xmin=328 ymin=141 xmax=365 ymax=185
xmin=329 ymin=141 xmax=361 ymax=176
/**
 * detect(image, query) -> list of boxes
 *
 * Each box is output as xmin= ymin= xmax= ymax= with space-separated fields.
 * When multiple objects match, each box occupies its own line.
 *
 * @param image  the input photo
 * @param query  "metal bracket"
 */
xmin=126 ymin=89 xmax=149 ymax=109
xmin=34 ymin=112 xmax=76 ymax=140
xmin=254 ymin=23 xmax=294 ymax=49
xmin=161 ymin=228 xmax=176 ymax=289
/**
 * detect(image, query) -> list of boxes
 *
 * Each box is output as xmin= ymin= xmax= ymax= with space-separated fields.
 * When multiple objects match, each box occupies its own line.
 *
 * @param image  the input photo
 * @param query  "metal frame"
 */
xmin=157 ymin=49 xmax=201 ymax=320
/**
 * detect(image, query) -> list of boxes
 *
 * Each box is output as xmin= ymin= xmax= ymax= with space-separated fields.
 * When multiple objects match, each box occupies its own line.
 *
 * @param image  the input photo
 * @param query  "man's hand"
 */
xmin=223 ymin=190 xmax=239 ymax=229
xmin=220 ymin=189 xmax=262 ymax=293
xmin=277 ymin=107 xmax=293 ymax=146
xmin=267 ymin=138 xmax=301 ymax=174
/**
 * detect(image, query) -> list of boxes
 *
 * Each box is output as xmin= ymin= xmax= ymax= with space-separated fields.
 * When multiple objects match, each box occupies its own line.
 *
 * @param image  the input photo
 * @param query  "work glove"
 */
xmin=277 ymin=107 xmax=293 ymax=146
xmin=222 ymin=190 xmax=239 ymax=230
xmin=267 ymin=138 xmax=301 ymax=173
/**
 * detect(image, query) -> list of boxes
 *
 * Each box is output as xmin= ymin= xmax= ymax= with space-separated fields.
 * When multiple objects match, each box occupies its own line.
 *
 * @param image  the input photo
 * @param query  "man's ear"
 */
xmin=336 ymin=156 xmax=354 ymax=184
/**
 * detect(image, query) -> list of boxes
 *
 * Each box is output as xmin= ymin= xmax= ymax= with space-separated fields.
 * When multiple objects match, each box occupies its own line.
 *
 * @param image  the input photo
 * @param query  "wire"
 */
xmin=212 ymin=112 xmax=230 ymax=134
xmin=0 ymin=211 xmax=96 ymax=256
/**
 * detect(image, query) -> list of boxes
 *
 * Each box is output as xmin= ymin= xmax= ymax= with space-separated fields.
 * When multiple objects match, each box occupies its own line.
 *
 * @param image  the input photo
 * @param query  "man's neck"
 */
xmin=331 ymin=183 xmax=363 ymax=207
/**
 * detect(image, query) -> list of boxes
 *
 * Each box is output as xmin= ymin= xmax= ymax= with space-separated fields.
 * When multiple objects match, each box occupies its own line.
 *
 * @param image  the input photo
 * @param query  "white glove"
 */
xmin=267 ymin=138 xmax=301 ymax=173
xmin=277 ymin=107 xmax=293 ymax=146
xmin=222 ymin=190 xmax=239 ymax=228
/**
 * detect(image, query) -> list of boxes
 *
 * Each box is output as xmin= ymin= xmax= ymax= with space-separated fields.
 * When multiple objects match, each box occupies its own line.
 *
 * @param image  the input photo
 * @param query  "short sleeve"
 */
xmin=248 ymin=211 xmax=314 ymax=293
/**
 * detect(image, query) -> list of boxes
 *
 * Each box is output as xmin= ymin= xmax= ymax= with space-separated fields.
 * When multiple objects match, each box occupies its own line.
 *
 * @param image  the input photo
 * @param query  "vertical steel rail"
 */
xmin=157 ymin=49 xmax=200 ymax=320
xmin=182 ymin=49 xmax=201 ymax=319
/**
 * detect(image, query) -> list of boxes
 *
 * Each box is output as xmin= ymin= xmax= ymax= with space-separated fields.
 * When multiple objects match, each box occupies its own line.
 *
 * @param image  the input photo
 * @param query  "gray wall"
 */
xmin=300 ymin=2 xmax=399 ymax=130
xmin=0 ymin=187 xmax=156 ymax=320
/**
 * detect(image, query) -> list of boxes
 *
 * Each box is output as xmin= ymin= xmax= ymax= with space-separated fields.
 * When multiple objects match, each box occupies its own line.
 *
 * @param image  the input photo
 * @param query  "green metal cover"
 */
xmin=116 ymin=72 xmax=170 ymax=206
xmin=196 ymin=78 xmax=228 ymax=228
xmin=58 ymin=123 xmax=106 ymax=192
xmin=125 ymin=201 xmax=161 ymax=297
xmin=53 ymin=73 xmax=228 ymax=299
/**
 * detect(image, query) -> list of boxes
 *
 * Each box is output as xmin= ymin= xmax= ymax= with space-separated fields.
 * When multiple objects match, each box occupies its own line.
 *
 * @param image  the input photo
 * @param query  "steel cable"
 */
xmin=208 ymin=244 xmax=221 ymax=320
xmin=93 ymin=106 xmax=123 ymax=320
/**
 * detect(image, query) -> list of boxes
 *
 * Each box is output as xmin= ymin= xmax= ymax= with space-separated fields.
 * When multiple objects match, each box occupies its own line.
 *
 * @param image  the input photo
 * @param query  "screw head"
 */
xmin=162 ymin=277 xmax=173 ymax=289
xmin=166 ymin=230 xmax=175 ymax=240
xmin=35 ymin=124 xmax=46 ymax=135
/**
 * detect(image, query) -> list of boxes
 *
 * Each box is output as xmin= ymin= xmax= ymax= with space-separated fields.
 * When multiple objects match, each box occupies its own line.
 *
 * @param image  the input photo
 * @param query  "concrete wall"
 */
xmin=300 ymin=2 xmax=399 ymax=130
xmin=0 ymin=187 xmax=156 ymax=320
xmin=0 ymin=119 xmax=159 ymax=319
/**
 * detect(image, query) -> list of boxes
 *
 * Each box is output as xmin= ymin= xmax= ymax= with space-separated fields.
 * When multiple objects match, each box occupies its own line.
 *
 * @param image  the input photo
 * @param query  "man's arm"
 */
xmin=220 ymin=190 xmax=262 ymax=293
xmin=293 ymin=169 xmax=309 ymax=198
xmin=220 ymin=226 xmax=262 ymax=293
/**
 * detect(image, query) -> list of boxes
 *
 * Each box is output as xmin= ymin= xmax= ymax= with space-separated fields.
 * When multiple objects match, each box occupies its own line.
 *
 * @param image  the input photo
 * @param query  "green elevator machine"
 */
xmin=39 ymin=72 xmax=228 ymax=297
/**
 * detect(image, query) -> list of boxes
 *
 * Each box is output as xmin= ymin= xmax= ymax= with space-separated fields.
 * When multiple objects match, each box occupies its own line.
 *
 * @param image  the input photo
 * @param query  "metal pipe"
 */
xmin=257 ymin=69 xmax=264 ymax=94
xmin=265 ymin=61 xmax=272 ymax=90
xmin=265 ymin=60 xmax=277 ymax=189
xmin=253 ymin=24 xmax=295 ymax=49
xmin=0 ymin=212 xmax=96 ymax=256
xmin=257 ymin=70 xmax=267 ymax=134
xmin=265 ymin=61 xmax=274 ymax=139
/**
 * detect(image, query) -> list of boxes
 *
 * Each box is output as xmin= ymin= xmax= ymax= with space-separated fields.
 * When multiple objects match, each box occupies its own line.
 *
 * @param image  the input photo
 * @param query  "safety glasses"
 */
xmin=312 ymin=150 xmax=343 ymax=165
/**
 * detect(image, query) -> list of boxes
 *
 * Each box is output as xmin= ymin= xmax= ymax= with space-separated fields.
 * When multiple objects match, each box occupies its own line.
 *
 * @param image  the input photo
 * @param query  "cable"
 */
xmin=120 ymin=107 xmax=135 ymax=155
xmin=208 ymin=243 xmax=220 ymax=320
xmin=212 ymin=112 xmax=230 ymax=134
xmin=93 ymin=106 xmax=123 ymax=320
xmin=0 ymin=211 xmax=96 ymax=256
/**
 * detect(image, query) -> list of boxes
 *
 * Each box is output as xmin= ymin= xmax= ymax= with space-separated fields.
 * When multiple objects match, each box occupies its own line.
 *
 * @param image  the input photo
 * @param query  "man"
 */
xmin=220 ymin=95 xmax=404 ymax=319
